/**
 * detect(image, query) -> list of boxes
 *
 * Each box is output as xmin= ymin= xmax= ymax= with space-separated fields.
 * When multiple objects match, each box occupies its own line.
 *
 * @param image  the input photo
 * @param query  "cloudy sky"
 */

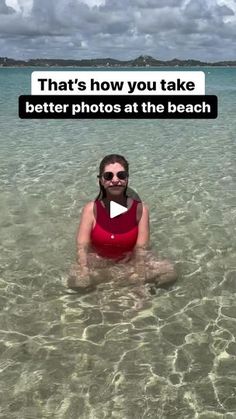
xmin=0 ymin=0 xmax=236 ymax=61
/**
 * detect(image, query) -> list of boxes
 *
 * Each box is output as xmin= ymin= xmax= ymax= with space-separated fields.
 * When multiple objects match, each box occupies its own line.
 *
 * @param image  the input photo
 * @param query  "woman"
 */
xmin=68 ymin=154 xmax=176 ymax=289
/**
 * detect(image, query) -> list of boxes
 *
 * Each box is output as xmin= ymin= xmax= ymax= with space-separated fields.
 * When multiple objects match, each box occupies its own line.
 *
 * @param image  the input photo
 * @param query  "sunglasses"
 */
xmin=98 ymin=171 xmax=129 ymax=181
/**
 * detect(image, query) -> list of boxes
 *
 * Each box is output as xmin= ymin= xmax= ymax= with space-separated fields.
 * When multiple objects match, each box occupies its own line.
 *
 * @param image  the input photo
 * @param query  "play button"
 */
xmin=93 ymin=186 xmax=143 ymax=234
xmin=110 ymin=201 xmax=127 ymax=218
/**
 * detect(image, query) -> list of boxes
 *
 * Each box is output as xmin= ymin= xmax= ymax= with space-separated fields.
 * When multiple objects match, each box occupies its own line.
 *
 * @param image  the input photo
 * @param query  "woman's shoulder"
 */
xmin=141 ymin=202 xmax=149 ymax=213
xmin=133 ymin=199 xmax=149 ymax=222
xmin=132 ymin=198 xmax=149 ymax=210
xmin=82 ymin=201 xmax=95 ymax=216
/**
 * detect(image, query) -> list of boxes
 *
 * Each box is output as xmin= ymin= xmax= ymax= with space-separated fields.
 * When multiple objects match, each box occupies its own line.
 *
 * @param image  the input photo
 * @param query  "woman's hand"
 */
xmin=128 ymin=271 xmax=145 ymax=285
xmin=67 ymin=264 xmax=93 ymax=289
xmin=133 ymin=246 xmax=147 ymax=281
xmin=117 ymin=252 xmax=133 ymax=264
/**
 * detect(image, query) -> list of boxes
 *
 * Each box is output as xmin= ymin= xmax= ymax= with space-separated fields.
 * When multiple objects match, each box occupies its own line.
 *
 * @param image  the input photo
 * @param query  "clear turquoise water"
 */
xmin=0 ymin=67 xmax=236 ymax=418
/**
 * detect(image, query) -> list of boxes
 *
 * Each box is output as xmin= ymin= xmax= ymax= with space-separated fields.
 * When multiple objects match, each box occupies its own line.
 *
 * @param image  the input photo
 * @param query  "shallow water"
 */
xmin=0 ymin=67 xmax=236 ymax=418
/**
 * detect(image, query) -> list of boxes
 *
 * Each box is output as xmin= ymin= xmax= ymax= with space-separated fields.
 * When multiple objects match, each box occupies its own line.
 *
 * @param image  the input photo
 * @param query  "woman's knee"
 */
xmin=145 ymin=259 xmax=177 ymax=285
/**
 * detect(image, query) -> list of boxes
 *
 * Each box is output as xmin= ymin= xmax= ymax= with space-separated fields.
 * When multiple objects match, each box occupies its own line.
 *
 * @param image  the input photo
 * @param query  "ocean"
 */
xmin=0 ymin=67 xmax=235 ymax=418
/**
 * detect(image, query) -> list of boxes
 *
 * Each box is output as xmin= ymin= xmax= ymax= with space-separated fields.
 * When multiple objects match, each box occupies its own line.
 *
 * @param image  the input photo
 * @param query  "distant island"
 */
xmin=1 ymin=55 xmax=236 ymax=67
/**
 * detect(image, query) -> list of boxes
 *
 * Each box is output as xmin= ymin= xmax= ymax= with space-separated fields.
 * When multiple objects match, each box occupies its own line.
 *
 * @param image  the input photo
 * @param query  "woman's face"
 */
xmin=100 ymin=162 xmax=128 ymax=197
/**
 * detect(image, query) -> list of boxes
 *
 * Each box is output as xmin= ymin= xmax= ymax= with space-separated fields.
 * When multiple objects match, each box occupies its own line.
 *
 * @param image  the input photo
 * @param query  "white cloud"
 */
xmin=6 ymin=0 xmax=33 ymax=15
xmin=0 ymin=0 xmax=236 ymax=61
xmin=81 ymin=0 xmax=106 ymax=6
xmin=5 ymin=0 xmax=19 ymax=11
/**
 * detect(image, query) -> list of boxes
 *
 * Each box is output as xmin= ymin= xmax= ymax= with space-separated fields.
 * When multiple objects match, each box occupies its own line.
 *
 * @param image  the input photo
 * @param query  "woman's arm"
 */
xmin=133 ymin=204 xmax=150 ymax=281
xmin=76 ymin=201 xmax=94 ymax=274
xmin=68 ymin=202 xmax=94 ymax=289
xmin=136 ymin=203 xmax=150 ymax=248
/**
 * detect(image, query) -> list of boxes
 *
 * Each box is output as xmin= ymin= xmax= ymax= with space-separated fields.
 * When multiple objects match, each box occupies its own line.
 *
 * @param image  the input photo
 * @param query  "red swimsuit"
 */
xmin=91 ymin=199 xmax=139 ymax=259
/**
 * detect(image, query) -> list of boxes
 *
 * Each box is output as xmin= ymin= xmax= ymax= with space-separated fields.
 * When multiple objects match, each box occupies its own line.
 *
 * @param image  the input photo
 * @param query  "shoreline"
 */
xmin=1 ymin=65 xmax=236 ymax=69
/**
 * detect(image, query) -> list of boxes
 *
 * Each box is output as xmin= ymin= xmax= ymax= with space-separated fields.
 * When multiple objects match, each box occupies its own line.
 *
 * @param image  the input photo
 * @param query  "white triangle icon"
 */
xmin=110 ymin=201 xmax=128 ymax=218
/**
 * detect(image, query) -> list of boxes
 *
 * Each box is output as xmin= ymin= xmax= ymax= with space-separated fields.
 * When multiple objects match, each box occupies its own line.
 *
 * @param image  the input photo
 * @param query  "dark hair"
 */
xmin=96 ymin=154 xmax=129 ymax=200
